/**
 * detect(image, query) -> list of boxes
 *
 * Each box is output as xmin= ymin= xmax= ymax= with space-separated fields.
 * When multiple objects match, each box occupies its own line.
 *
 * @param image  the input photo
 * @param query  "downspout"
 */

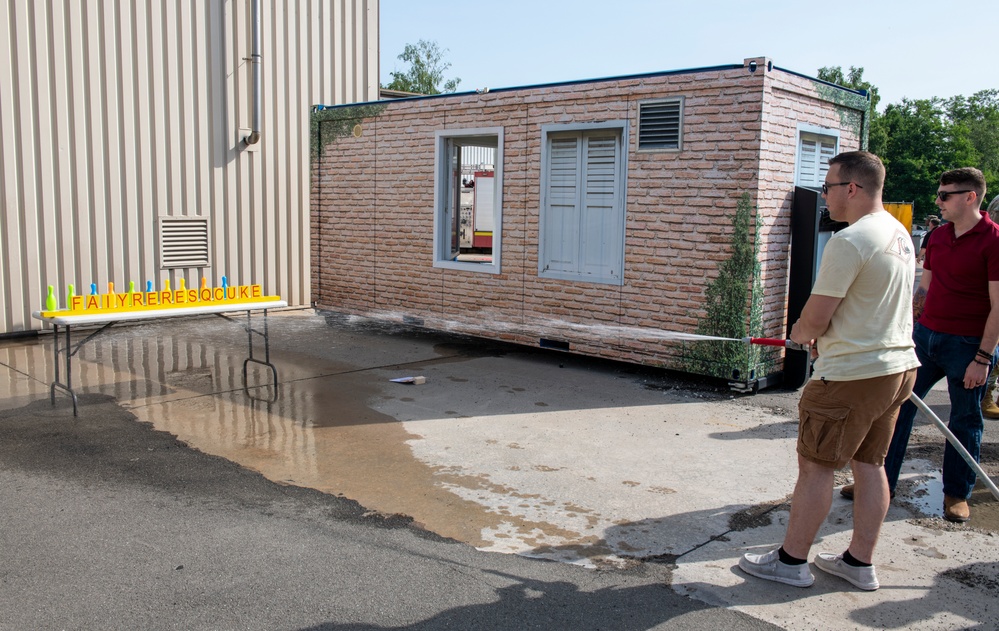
xmin=242 ymin=0 xmax=261 ymax=146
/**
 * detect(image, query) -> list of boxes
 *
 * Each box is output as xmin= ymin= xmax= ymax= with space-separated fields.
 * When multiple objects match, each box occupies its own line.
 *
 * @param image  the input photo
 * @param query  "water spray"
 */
xmin=660 ymin=335 xmax=809 ymax=351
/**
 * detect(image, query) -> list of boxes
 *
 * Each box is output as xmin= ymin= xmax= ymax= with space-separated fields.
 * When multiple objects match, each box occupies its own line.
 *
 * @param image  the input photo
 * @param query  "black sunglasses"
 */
xmin=821 ymin=182 xmax=862 ymax=194
xmin=936 ymin=190 xmax=973 ymax=202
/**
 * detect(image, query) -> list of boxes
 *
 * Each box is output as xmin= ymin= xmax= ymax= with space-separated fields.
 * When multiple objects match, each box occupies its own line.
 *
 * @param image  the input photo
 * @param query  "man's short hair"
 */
xmin=940 ymin=167 xmax=986 ymax=202
xmin=828 ymin=151 xmax=885 ymax=193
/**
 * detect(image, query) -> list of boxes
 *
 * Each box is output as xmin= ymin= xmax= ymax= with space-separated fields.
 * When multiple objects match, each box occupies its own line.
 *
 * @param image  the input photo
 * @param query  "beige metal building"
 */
xmin=1 ymin=0 xmax=379 ymax=334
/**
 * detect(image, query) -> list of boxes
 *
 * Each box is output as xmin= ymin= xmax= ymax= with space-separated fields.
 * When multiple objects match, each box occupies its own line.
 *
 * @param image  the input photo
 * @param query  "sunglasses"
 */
xmin=821 ymin=182 xmax=862 ymax=194
xmin=936 ymin=190 xmax=973 ymax=202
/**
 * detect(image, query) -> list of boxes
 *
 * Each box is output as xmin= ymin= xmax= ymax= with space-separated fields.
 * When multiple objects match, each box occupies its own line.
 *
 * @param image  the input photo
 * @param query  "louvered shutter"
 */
xmin=817 ymin=138 xmax=836 ymax=182
xmin=797 ymin=132 xmax=838 ymax=187
xmin=798 ymin=137 xmax=819 ymax=185
xmin=541 ymin=129 xmax=624 ymax=282
xmin=543 ymin=136 xmax=582 ymax=273
xmin=580 ymin=135 xmax=620 ymax=279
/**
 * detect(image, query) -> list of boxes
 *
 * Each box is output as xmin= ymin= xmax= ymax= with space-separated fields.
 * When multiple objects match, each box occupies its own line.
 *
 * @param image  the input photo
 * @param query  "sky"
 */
xmin=380 ymin=0 xmax=998 ymax=110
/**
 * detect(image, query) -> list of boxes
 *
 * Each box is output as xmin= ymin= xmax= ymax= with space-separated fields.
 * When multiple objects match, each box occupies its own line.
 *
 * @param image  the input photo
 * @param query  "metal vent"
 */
xmin=638 ymin=98 xmax=683 ymax=151
xmin=159 ymin=216 xmax=210 ymax=268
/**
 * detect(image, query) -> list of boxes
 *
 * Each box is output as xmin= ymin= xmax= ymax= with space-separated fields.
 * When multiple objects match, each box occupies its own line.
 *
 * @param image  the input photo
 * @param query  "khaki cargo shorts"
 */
xmin=797 ymin=369 xmax=917 ymax=469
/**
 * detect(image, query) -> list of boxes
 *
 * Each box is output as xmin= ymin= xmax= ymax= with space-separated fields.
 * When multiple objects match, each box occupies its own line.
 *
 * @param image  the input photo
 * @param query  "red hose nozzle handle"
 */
xmin=746 ymin=337 xmax=809 ymax=352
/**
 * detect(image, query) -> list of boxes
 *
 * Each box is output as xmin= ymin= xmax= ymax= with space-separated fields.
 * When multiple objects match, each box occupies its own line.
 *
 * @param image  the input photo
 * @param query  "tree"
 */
xmin=385 ymin=40 xmax=460 ymax=95
xmin=945 ymin=89 xmax=999 ymax=200
xmin=817 ymin=66 xmax=886 ymax=154
xmin=687 ymin=193 xmax=770 ymax=380
xmin=877 ymin=97 xmax=987 ymax=216
xmin=815 ymin=68 xmax=998 ymax=217
xmin=878 ymin=98 xmax=956 ymax=211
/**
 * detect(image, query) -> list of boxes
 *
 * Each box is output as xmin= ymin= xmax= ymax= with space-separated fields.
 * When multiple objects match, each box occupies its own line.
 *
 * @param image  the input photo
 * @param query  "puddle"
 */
xmin=896 ymin=459 xmax=945 ymax=518
xmin=894 ymin=456 xmax=999 ymax=531
xmin=11 ymin=313 xmax=604 ymax=554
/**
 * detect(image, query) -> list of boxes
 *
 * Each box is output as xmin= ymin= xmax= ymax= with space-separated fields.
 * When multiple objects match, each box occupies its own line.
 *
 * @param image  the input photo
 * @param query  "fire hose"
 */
xmin=746 ymin=337 xmax=999 ymax=502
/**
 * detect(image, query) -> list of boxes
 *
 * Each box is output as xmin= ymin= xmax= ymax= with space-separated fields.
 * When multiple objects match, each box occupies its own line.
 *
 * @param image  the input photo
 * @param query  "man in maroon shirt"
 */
xmin=847 ymin=167 xmax=999 ymax=522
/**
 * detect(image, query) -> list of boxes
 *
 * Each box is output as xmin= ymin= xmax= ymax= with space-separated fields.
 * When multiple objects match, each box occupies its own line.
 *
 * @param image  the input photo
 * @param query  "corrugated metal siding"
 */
xmin=0 ymin=0 xmax=378 ymax=333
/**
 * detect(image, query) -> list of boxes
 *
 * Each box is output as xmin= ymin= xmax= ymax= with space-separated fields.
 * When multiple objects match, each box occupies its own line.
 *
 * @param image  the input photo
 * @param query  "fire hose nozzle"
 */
xmin=745 ymin=337 xmax=809 ymax=352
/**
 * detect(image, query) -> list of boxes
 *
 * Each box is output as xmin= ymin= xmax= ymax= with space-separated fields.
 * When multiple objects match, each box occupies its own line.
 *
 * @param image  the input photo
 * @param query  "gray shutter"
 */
xmin=580 ymin=135 xmax=620 ymax=278
xmin=543 ymin=137 xmax=581 ymax=272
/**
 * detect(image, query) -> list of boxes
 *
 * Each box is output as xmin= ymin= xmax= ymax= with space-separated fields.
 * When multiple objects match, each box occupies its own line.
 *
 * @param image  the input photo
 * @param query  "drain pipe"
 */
xmin=242 ymin=0 xmax=262 ymax=146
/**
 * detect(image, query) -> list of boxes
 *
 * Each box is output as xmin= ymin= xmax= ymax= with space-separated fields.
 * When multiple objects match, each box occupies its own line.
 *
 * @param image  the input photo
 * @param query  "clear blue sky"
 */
xmin=380 ymin=0 xmax=998 ymax=109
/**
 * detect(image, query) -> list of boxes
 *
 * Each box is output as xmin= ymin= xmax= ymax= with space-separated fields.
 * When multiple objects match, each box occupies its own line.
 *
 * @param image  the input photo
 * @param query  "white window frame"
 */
xmin=795 ymin=124 xmax=840 ymax=188
xmin=432 ymin=127 xmax=504 ymax=273
xmin=538 ymin=121 xmax=629 ymax=285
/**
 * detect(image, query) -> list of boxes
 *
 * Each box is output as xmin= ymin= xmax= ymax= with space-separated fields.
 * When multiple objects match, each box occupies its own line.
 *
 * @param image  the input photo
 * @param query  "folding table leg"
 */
xmin=49 ymin=323 xmax=80 ymax=417
xmin=242 ymin=309 xmax=278 ymax=403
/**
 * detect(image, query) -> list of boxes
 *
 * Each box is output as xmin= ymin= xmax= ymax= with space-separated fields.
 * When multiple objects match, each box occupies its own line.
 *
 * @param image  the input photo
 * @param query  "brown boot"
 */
xmin=982 ymin=388 xmax=999 ymax=419
xmin=943 ymin=495 xmax=971 ymax=523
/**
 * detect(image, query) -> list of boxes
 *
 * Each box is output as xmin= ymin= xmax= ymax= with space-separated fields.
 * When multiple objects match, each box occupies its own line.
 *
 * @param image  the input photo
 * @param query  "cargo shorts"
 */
xmin=797 ymin=369 xmax=917 ymax=469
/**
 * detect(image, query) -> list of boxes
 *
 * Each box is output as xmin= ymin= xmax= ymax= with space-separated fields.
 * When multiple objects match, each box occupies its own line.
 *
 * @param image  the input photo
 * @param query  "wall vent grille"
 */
xmin=160 ymin=216 xmax=210 ymax=268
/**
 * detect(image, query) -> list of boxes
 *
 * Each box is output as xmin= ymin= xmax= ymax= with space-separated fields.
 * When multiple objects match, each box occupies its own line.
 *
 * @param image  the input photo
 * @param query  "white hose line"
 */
xmin=909 ymin=393 xmax=999 ymax=502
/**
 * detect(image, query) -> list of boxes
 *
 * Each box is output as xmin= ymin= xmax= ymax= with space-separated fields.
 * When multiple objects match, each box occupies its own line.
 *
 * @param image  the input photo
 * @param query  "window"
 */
xmin=796 ymin=129 xmax=838 ymax=187
xmin=539 ymin=122 xmax=628 ymax=285
xmin=433 ymin=128 xmax=503 ymax=273
xmin=638 ymin=98 xmax=683 ymax=151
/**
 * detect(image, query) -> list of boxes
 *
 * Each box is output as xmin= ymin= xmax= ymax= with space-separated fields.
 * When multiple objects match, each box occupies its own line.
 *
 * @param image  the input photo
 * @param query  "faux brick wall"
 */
xmin=755 ymin=64 xmax=865 ymax=339
xmin=311 ymin=61 xmax=866 ymax=378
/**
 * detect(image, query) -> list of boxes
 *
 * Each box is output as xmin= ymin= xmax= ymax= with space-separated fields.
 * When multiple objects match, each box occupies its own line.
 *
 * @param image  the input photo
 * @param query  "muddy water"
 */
xmin=66 ymin=312 xmax=608 ymax=553
xmin=139 ymin=371 xmax=485 ymax=547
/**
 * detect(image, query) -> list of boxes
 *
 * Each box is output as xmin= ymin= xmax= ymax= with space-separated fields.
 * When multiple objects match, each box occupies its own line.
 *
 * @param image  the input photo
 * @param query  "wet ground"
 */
xmin=2 ymin=308 xmax=998 ymax=629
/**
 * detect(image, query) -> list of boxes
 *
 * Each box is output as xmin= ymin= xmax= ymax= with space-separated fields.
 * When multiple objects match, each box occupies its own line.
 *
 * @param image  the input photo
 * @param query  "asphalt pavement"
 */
xmin=1 ymin=308 xmax=997 ymax=630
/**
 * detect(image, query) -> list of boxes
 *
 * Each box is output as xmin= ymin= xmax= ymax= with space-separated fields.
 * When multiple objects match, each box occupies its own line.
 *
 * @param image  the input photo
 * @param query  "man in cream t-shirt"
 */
xmin=739 ymin=151 xmax=920 ymax=592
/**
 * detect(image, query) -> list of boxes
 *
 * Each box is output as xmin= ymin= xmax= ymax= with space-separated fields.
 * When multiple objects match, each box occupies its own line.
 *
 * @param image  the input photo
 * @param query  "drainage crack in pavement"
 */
xmin=669 ymin=499 xmax=792 ymax=564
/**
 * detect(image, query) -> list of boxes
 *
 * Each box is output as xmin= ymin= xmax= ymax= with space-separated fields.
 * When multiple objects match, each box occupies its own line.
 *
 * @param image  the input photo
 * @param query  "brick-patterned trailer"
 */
xmin=310 ymin=57 xmax=870 ymax=388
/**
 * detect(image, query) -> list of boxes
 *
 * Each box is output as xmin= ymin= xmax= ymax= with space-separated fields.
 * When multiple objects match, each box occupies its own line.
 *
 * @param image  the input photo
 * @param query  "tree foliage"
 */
xmin=384 ymin=40 xmax=461 ymax=95
xmin=877 ymin=93 xmax=998 ymax=215
xmin=946 ymin=90 xmax=999 ymax=184
xmin=819 ymin=68 xmax=998 ymax=219
xmin=818 ymin=66 xmax=886 ymax=155
xmin=685 ymin=193 xmax=774 ymax=380
xmin=818 ymin=66 xmax=880 ymax=112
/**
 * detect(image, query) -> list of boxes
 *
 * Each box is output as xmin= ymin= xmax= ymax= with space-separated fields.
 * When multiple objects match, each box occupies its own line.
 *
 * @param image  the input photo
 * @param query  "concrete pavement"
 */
xmin=1 ymin=308 xmax=997 ymax=629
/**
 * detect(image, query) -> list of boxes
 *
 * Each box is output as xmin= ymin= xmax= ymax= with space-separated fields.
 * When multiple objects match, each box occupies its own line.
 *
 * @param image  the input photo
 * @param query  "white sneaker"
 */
xmin=814 ymin=552 xmax=879 ymax=591
xmin=738 ymin=548 xmax=814 ymax=587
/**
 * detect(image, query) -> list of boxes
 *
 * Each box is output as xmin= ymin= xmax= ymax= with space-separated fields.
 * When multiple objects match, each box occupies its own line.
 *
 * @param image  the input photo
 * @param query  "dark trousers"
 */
xmin=883 ymin=323 xmax=988 ymax=500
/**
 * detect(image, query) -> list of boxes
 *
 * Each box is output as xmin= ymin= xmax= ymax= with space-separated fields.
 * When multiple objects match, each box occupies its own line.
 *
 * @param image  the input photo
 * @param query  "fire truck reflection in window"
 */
xmin=433 ymin=128 xmax=503 ymax=274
